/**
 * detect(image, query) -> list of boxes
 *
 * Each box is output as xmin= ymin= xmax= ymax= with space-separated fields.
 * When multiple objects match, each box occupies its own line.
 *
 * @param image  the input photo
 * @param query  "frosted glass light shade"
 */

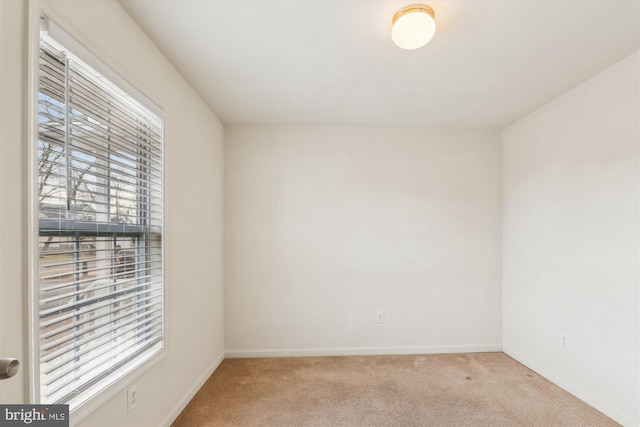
xmin=391 ymin=5 xmax=436 ymax=50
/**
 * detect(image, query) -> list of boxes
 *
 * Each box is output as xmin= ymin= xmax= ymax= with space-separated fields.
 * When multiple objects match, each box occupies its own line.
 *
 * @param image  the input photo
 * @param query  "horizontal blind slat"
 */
xmin=40 ymin=276 xmax=162 ymax=321
xmin=41 ymin=297 xmax=162 ymax=342
xmin=42 ymin=307 xmax=163 ymax=371
xmin=43 ymin=334 xmax=163 ymax=402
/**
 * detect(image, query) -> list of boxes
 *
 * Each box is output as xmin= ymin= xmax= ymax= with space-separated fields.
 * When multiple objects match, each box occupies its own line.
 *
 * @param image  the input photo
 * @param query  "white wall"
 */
xmin=225 ymin=126 xmax=502 ymax=356
xmin=502 ymin=51 xmax=639 ymax=426
xmin=1 ymin=1 xmax=225 ymax=426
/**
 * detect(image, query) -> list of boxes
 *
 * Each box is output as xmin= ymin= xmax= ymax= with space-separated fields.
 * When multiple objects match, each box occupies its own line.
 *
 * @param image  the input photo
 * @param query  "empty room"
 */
xmin=0 ymin=0 xmax=638 ymax=426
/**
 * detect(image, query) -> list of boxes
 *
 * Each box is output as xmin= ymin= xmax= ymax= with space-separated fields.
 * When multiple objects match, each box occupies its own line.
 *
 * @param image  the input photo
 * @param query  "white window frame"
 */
xmin=26 ymin=2 xmax=167 ymax=424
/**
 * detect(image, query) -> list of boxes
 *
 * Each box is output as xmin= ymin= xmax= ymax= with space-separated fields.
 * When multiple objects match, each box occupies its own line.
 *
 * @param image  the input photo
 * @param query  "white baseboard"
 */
xmin=503 ymin=346 xmax=635 ymax=427
xmin=161 ymin=352 xmax=225 ymax=427
xmin=225 ymin=344 xmax=502 ymax=358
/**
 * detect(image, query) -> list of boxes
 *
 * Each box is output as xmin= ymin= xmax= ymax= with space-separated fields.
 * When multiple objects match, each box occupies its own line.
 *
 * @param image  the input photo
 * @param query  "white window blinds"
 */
xmin=37 ymin=36 xmax=163 ymax=405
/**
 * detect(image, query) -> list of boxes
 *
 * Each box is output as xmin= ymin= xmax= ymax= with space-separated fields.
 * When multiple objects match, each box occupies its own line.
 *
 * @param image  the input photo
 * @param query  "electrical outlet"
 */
xmin=376 ymin=311 xmax=385 ymax=324
xmin=560 ymin=335 xmax=569 ymax=349
xmin=127 ymin=384 xmax=138 ymax=413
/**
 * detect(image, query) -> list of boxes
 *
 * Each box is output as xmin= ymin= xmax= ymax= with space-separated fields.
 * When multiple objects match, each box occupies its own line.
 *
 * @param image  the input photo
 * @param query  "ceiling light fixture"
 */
xmin=391 ymin=4 xmax=436 ymax=50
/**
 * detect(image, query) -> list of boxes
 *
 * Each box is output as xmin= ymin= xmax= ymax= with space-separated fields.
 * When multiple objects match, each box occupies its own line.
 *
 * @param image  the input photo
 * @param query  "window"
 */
xmin=36 ymin=23 xmax=163 ymax=406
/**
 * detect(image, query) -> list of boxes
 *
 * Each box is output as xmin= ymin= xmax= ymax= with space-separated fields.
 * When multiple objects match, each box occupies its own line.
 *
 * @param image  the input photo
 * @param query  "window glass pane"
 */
xmin=36 ymin=29 xmax=163 ymax=406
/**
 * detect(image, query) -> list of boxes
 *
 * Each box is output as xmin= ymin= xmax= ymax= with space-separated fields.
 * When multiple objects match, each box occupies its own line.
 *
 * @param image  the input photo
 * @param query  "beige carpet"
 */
xmin=172 ymin=352 xmax=618 ymax=427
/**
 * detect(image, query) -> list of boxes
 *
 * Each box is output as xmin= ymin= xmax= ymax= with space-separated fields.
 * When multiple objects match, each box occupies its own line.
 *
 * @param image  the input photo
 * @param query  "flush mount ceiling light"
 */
xmin=391 ymin=4 xmax=436 ymax=50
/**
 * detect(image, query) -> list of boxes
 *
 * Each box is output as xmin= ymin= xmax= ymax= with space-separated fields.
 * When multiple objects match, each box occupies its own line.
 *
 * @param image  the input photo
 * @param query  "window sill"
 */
xmin=68 ymin=343 xmax=166 ymax=426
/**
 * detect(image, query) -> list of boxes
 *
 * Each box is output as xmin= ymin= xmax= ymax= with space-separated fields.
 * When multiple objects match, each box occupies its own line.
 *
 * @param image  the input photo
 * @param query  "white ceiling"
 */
xmin=119 ymin=0 xmax=639 ymax=128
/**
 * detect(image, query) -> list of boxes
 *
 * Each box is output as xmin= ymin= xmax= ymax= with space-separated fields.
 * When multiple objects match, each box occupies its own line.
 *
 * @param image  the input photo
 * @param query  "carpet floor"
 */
xmin=172 ymin=352 xmax=619 ymax=427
